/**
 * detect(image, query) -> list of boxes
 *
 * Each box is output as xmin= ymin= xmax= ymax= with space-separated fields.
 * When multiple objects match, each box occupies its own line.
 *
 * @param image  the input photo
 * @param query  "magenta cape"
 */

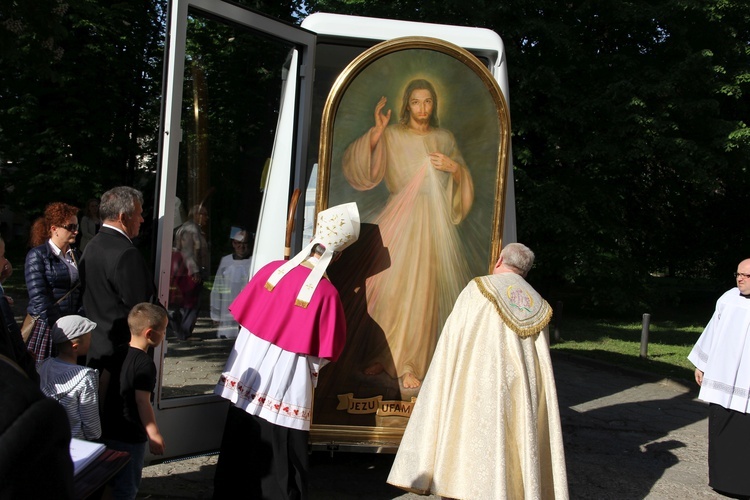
xmin=229 ymin=260 xmax=347 ymax=361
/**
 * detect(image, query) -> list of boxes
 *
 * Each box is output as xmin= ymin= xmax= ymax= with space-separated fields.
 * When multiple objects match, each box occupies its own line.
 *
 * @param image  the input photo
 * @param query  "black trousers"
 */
xmin=709 ymin=404 xmax=750 ymax=499
xmin=213 ymin=405 xmax=309 ymax=500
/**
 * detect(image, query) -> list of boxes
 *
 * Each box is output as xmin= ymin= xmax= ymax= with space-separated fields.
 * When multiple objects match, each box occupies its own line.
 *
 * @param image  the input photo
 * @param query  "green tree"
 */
xmin=2 ymin=0 xmax=748 ymax=313
xmin=308 ymin=0 xmax=750 ymax=312
xmin=0 ymin=0 xmax=306 ymax=219
xmin=0 ymin=0 xmax=167 ymax=213
xmin=505 ymin=0 xmax=750 ymax=311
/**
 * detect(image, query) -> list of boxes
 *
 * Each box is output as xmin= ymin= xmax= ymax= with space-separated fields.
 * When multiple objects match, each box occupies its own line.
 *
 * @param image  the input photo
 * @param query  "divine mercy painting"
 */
xmin=311 ymin=37 xmax=511 ymax=437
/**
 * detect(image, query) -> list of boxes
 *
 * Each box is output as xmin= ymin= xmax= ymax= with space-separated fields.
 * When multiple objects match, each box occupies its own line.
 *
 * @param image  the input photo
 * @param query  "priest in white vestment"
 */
xmin=688 ymin=258 xmax=750 ymax=498
xmin=387 ymin=243 xmax=568 ymax=499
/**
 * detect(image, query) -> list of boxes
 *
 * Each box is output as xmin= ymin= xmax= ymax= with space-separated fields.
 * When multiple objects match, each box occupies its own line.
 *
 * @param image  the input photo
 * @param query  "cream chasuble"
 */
xmin=387 ymin=272 xmax=568 ymax=499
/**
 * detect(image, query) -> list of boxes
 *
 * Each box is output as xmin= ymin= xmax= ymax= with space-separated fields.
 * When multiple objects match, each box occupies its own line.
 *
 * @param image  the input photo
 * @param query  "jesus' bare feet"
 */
xmin=364 ymin=362 xmax=384 ymax=375
xmin=402 ymin=372 xmax=421 ymax=389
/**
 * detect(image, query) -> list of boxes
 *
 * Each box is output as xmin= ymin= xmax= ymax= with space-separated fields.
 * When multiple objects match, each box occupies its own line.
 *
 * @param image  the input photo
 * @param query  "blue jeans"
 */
xmin=102 ymin=439 xmax=147 ymax=500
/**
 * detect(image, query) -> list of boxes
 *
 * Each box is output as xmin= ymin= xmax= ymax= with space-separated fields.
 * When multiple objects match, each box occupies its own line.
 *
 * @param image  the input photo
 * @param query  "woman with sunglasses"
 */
xmin=25 ymin=202 xmax=83 ymax=363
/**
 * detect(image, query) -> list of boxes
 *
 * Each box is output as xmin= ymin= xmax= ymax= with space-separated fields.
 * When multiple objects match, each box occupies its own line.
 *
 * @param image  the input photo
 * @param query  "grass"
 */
xmin=550 ymin=314 xmax=707 ymax=383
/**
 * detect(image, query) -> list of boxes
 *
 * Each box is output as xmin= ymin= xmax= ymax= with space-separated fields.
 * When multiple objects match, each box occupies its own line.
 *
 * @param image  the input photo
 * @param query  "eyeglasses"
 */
xmin=60 ymin=224 xmax=79 ymax=232
xmin=734 ymin=272 xmax=750 ymax=279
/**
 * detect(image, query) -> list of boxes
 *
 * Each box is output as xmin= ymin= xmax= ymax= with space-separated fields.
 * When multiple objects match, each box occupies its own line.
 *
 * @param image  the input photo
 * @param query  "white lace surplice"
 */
xmin=215 ymin=327 xmax=327 ymax=431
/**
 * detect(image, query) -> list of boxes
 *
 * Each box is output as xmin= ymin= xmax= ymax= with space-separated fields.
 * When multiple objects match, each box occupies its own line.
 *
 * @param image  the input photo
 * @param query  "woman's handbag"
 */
xmin=20 ymin=314 xmax=38 ymax=342
xmin=21 ymin=282 xmax=81 ymax=343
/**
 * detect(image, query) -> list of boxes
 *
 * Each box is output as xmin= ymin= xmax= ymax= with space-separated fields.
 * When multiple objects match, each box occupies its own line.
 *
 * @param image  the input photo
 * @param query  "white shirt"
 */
xmin=38 ymin=357 xmax=101 ymax=440
xmin=101 ymin=222 xmax=132 ymax=243
xmin=48 ymin=240 xmax=78 ymax=282
xmin=688 ymin=287 xmax=750 ymax=413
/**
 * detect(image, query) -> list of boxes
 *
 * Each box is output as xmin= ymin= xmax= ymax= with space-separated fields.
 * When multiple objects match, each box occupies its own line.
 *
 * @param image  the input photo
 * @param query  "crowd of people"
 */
xmin=0 ymin=185 xmax=261 ymax=499
xmin=0 ymin=187 xmax=164 ymax=500
xmin=1 ymin=181 xmax=748 ymax=500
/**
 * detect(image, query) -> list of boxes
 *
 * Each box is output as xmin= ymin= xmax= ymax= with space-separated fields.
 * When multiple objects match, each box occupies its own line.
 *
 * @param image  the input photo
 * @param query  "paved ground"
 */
xmin=4 ymin=289 xmax=720 ymax=498
xmin=138 ymin=351 xmax=723 ymax=500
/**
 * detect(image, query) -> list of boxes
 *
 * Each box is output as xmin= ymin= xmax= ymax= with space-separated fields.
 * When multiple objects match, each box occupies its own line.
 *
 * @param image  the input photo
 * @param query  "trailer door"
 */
xmin=152 ymin=0 xmax=315 ymax=460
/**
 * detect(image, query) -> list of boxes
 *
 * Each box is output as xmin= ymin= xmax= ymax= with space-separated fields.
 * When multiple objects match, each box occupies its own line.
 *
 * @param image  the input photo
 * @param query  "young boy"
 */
xmin=37 ymin=315 xmax=101 ymax=441
xmin=100 ymin=303 xmax=167 ymax=500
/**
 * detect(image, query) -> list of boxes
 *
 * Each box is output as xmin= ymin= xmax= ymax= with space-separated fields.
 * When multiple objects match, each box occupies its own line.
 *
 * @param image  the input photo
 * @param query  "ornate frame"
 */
xmin=311 ymin=36 xmax=511 ymax=446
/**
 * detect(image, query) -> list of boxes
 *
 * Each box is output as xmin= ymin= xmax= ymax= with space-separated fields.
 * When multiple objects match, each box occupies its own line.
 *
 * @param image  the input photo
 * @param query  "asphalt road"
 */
xmin=2 ymin=256 xmax=722 ymax=498
xmin=138 ymin=352 xmax=723 ymax=499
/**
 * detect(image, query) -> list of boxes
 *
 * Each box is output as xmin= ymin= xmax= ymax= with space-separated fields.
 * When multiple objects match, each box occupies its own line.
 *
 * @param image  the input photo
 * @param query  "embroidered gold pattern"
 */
xmin=505 ymin=285 xmax=534 ymax=312
xmin=474 ymin=276 xmax=552 ymax=338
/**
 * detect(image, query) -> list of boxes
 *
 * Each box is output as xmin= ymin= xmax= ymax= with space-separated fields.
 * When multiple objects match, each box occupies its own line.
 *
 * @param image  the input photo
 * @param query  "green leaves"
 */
xmin=1 ymin=0 xmax=747 ymax=314
xmin=0 ymin=0 xmax=167 ymax=210
xmin=305 ymin=0 xmax=750 ymax=314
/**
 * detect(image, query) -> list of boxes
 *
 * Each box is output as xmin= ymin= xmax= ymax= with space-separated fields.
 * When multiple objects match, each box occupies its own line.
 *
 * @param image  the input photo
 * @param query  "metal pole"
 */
xmin=640 ymin=313 xmax=651 ymax=358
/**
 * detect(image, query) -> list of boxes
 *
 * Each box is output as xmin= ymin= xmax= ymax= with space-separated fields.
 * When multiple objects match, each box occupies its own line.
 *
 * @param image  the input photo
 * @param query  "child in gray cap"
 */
xmin=37 ymin=315 xmax=101 ymax=441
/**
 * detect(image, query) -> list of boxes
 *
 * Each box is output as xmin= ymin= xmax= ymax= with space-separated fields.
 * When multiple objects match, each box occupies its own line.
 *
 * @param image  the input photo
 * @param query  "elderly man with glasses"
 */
xmin=689 ymin=258 xmax=750 ymax=499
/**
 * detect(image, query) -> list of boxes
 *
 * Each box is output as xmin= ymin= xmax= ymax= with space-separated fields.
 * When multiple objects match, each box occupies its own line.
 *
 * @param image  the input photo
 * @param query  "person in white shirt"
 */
xmin=689 ymin=258 xmax=750 ymax=498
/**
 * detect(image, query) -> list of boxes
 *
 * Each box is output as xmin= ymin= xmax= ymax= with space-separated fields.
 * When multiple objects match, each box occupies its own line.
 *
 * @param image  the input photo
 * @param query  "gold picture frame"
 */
xmin=311 ymin=36 xmax=511 ymax=447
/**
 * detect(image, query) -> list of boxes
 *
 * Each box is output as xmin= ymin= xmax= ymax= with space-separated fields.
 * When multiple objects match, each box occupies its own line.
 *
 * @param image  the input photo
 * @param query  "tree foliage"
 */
xmin=0 ymin=0 xmax=167 ymax=214
xmin=1 ymin=0 xmax=748 ymax=312
xmin=308 ymin=0 xmax=750 ymax=312
xmin=0 ymin=0 xmax=301 ymax=217
xmin=175 ymin=3 xmax=303 ymax=254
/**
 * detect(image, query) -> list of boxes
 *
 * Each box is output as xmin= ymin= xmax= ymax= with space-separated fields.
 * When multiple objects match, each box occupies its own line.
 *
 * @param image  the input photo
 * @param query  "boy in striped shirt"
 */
xmin=38 ymin=315 xmax=101 ymax=441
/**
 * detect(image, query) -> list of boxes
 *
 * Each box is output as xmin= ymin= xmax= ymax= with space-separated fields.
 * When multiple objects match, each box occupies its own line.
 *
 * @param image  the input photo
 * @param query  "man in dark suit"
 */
xmin=80 ymin=186 xmax=154 ymax=370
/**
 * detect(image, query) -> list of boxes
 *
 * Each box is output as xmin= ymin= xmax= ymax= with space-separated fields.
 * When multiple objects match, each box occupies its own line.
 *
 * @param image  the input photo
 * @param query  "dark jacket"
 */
xmin=24 ymin=242 xmax=82 ymax=322
xmin=0 ymin=354 xmax=74 ymax=499
xmin=1 ymin=292 xmax=73 ymax=499
xmin=80 ymin=226 xmax=154 ymax=368
xmin=0 ymin=296 xmax=38 ymax=383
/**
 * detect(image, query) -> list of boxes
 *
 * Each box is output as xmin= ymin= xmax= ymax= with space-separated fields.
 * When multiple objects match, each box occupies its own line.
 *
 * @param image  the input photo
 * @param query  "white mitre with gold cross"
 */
xmin=265 ymin=202 xmax=360 ymax=307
